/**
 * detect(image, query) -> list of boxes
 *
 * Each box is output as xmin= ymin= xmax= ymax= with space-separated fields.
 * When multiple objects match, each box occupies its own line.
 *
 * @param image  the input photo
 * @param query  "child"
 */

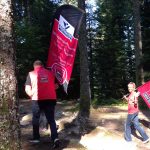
xmin=123 ymin=82 xmax=149 ymax=143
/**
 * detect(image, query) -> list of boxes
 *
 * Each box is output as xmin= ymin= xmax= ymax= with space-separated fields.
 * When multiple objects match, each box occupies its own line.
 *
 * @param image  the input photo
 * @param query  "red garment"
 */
xmin=25 ymin=66 xmax=56 ymax=100
xmin=137 ymin=81 xmax=150 ymax=108
xmin=127 ymin=92 xmax=139 ymax=114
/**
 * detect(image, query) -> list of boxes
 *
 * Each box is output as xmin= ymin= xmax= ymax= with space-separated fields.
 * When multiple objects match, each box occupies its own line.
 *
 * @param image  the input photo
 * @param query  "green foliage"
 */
xmin=14 ymin=0 xmax=150 ymax=103
xmin=14 ymin=0 xmax=59 ymax=97
xmin=91 ymin=0 xmax=135 ymax=100
xmin=14 ymin=0 xmax=80 ymax=99
xmin=92 ymin=98 xmax=126 ymax=107
xmin=141 ymin=1 xmax=150 ymax=81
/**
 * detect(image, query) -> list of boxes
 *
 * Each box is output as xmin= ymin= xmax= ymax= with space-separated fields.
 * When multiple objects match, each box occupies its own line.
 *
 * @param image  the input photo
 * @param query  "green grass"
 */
xmin=60 ymin=100 xmax=80 ymax=112
xmin=68 ymin=103 xmax=80 ymax=112
xmin=91 ymin=98 xmax=126 ymax=108
xmin=91 ymin=97 xmax=150 ymax=110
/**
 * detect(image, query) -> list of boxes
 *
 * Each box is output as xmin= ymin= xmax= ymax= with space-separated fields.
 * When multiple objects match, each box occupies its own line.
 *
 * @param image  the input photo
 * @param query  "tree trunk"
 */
xmin=78 ymin=0 xmax=91 ymax=119
xmin=133 ymin=0 xmax=144 ymax=86
xmin=0 ymin=0 xmax=21 ymax=149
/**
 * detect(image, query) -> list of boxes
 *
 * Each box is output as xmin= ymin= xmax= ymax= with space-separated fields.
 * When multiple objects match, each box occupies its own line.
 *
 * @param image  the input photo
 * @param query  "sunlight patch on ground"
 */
xmin=20 ymin=114 xmax=32 ymax=125
xmin=80 ymin=126 xmax=137 ymax=150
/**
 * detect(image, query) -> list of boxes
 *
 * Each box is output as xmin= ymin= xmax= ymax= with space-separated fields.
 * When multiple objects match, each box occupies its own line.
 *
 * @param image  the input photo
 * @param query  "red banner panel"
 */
xmin=137 ymin=81 xmax=150 ymax=108
xmin=47 ymin=5 xmax=84 ymax=93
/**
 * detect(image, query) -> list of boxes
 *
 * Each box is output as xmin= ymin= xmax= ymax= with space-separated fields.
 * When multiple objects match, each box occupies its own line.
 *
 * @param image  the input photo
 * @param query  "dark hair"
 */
xmin=33 ymin=60 xmax=43 ymax=67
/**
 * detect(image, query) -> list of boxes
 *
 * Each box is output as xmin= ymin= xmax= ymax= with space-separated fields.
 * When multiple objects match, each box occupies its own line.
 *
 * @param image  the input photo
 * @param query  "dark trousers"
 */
xmin=32 ymin=100 xmax=58 ymax=141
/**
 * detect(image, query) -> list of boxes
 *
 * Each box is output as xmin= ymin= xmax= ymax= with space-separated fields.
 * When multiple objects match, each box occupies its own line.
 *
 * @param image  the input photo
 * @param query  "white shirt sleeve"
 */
xmin=135 ymin=91 xmax=140 ymax=97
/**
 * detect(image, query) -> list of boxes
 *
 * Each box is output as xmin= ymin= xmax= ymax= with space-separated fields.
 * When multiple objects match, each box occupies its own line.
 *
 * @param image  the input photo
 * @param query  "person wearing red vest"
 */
xmin=123 ymin=82 xmax=149 ymax=143
xmin=25 ymin=60 xmax=59 ymax=148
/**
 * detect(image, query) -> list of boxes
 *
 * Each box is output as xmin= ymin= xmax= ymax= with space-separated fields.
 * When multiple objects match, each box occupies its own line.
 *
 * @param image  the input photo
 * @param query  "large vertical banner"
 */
xmin=47 ymin=5 xmax=84 ymax=93
xmin=137 ymin=81 xmax=150 ymax=108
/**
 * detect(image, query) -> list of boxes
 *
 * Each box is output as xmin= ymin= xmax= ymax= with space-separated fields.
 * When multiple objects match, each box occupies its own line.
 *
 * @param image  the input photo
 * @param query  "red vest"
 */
xmin=29 ymin=66 xmax=56 ymax=100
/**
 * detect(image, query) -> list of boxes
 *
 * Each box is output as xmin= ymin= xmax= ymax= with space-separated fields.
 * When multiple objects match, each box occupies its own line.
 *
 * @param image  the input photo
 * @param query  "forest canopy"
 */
xmin=13 ymin=0 xmax=150 ymax=101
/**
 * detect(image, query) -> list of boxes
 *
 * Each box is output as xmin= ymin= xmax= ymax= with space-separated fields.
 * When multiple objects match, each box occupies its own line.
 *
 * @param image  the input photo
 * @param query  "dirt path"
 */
xmin=20 ymin=99 xmax=150 ymax=150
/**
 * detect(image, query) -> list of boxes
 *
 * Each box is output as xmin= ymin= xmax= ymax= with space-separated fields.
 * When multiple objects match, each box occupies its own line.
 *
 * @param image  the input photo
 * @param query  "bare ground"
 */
xmin=20 ymin=99 xmax=150 ymax=150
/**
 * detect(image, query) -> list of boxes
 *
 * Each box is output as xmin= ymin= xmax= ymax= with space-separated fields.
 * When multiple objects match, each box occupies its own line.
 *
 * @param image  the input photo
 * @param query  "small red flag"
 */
xmin=137 ymin=81 xmax=150 ymax=108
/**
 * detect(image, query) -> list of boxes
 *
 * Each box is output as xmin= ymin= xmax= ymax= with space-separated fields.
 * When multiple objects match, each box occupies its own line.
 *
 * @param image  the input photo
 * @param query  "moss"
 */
xmin=0 ymin=120 xmax=20 ymax=150
xmin=0 ymin=98 xmax=9 ymax=115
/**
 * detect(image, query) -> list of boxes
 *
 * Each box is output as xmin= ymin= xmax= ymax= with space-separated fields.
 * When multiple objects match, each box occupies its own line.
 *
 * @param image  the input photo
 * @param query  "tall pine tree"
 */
xmin=0 ymin=0 xmax=20 ymax=149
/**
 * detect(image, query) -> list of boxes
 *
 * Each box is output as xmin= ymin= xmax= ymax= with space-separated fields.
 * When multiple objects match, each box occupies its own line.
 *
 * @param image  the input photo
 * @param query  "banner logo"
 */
xmin=143 ymin=91 xmax=150 ymax=103
xmin=51 ymin=63 xmax=67 ymax=84
xmin=59 ymin=15 xmax=75 ymax=40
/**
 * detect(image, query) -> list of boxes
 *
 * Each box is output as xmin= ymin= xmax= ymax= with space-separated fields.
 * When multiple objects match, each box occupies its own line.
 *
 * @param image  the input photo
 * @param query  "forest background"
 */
xmin=15 ymin=0 xmax=150 ymax=105
xmin=0 ymin=0 xmax=150 ymax=149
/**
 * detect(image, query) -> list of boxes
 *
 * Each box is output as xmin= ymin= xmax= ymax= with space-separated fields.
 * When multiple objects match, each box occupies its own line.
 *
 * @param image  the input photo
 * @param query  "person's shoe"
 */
xmin=53 ymin=138 xmax=60 ymax=148
xmin=29 ymin=138 xmax=40 ymax=143
xmin=143 ymin=138 xmax=149 ymax=144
